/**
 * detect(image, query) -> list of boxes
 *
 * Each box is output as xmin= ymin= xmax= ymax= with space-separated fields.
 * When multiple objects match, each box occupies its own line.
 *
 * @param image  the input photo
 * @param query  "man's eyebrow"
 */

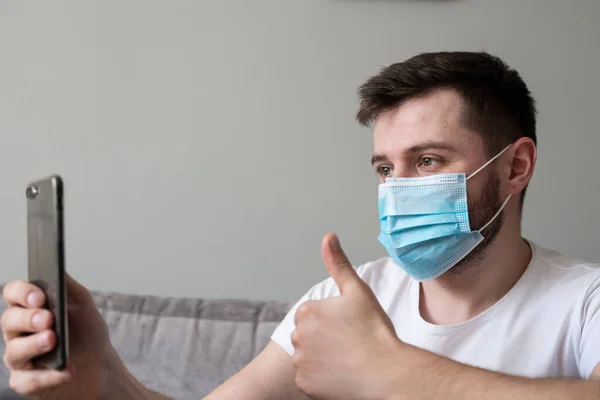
xmin=371 ymin=142 xmax=458 ymax=165
xmin=404 ymin=141 xmax=459 ymax=154
xmin=371 ymin=154 xmax=389 ymax=166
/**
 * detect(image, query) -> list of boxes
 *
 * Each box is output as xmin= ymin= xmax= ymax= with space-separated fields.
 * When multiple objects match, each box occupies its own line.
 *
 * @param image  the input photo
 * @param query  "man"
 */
xmin=3 ymin=51 xmax=600 ymax=399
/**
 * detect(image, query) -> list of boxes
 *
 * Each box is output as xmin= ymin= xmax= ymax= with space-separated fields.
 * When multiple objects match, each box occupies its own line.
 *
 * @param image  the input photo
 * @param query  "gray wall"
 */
xmin=1 ymin=0 xmax=599 ymax=301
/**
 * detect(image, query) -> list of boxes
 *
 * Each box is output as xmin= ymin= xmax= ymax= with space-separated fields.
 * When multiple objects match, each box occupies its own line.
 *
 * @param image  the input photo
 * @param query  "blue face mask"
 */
xmin=377 ymin=145 xmax=512 ymax=281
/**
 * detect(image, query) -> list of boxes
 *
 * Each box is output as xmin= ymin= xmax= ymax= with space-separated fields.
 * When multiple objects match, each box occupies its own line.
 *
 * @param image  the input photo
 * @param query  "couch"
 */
xmin=0 ymin=287 xmax=293 ymax=399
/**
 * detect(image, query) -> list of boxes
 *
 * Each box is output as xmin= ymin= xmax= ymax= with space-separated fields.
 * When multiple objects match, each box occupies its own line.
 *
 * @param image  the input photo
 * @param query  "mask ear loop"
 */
xmin=478 ymin=195 xmax=511 ymax=233
xmin=467 ymin=144 xmax=512 ymax=180
xmin=467 ymin=144 xmax=513 ymax=233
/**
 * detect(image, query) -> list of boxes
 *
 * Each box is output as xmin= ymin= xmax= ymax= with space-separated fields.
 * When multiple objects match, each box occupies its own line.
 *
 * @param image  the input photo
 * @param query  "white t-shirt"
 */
xmin=271 ymin=241 xmax=600 ymax=379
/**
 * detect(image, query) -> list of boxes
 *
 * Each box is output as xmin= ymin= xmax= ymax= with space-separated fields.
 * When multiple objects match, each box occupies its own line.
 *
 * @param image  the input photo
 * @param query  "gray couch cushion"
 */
xmin=0 ymin=287 xmax=291 ymax=399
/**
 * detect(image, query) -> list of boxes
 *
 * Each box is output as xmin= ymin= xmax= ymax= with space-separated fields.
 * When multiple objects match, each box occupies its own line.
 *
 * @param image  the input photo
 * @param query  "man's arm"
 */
xmin=202 ymin=341 xmax=309 ymax=400
xmin=105 ymin=341 xmax=304 ymax=400
xmin=100 ymin=346 xmax=172 ymax=400
xmin=592 ymin=364 xmax=600 ymax=380
xmin=288 ymin=234 xmax=600 ymax=400
xmin=392 ymin=274 xmax=600 ymax=400
xmin=384 ymin=347 xmax=600 ymax=400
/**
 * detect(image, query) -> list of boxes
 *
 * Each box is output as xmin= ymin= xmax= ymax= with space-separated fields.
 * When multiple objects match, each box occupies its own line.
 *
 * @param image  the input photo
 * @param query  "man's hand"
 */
xmin=291 ymin=233 xmax=403 ymax=400
xmin=1 ymin=275 xmax=157 ymax=399
xmin=290 ymin=234 xmax=600 ymax=400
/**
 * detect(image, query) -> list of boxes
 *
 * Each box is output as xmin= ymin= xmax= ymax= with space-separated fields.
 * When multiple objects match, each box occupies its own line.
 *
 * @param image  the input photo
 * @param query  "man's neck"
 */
xmin=418 ymin=219 xmax=532 ymax=325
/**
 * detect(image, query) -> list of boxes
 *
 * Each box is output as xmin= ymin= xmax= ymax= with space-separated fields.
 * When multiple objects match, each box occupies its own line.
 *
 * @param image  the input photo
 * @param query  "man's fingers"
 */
xmin=3 ymin=281 xmax=46 ymax=308
xmin=1 ymin=308 xmax=53 ymax=341
xmin=294 ymin=300 xmax=320 ymax=327
xmin=321 ymin=233 xmax=360 ymax=293
xmin=9 ymin=368 xmax=72 ymax=396
xmin=3 ymin=330 xmax=56 ymax=370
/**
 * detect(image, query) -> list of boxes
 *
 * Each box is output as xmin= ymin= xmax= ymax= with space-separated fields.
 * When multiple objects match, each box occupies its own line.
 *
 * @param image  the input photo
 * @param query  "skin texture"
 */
xmin=2 ymin=88 xmax=599 ymax=400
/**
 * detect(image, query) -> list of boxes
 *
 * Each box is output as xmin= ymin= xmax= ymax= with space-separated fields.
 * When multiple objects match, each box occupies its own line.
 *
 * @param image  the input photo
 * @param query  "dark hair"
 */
xmin=356 ymin=51 xmax=537 ymax=207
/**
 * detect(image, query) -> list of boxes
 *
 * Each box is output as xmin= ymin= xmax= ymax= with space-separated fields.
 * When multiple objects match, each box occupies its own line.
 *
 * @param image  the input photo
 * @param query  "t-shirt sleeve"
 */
xmin=579 ymin=275 xmax=600 ymax=378
xmin=270 ymin=275 xmax=340 ymax=356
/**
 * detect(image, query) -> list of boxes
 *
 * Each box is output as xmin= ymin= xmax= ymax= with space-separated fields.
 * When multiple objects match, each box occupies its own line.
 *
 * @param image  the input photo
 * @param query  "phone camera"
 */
xmin=26 ymin=185 xmax=38 ymax=199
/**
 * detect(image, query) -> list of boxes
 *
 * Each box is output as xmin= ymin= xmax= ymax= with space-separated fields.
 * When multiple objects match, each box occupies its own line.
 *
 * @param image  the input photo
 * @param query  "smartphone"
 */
xmin=26 ymin=175 xmax=68 ymax=370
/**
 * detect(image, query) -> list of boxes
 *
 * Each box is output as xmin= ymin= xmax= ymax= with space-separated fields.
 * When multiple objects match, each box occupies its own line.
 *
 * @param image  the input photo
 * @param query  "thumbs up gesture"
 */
xmin=291 ymin=233 xmax=404 ymax=400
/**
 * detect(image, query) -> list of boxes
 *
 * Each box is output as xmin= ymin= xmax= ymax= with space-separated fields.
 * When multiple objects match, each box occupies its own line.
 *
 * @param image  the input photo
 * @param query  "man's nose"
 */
xmin=391 ymin=166 xmax=418 ymax=178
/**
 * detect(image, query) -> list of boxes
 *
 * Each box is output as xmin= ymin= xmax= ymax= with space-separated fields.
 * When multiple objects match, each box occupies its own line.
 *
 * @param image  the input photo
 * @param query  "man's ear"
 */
xmin=506 ymin=137 xmax=537 ymax=197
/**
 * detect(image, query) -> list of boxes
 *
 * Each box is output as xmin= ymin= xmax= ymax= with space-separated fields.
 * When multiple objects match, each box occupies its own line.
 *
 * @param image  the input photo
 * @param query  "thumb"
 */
xmin=322 ymin=233 xmax=360 ymax=294
xmin=66 ymin=273 xmax=94 ymax=304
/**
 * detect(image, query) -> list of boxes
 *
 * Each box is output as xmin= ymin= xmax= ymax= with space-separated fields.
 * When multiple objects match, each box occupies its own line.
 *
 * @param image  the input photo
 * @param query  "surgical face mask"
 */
xmin=377 ymin=145 xmax=512 ymax=281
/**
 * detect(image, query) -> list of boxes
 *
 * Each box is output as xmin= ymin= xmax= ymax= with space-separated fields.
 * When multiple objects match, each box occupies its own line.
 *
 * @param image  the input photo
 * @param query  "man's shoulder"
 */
xmin=527 ymin=241 xmax=600 ymax=297
xmin=528 ymin=243 xmax=600 ymax=379
xmin=303 ymin=257 xmax=409 ymax=300
xmin=355 ymin=257 xmax=412 ymax=296
xmin=530 ymin=241 xmax=600 ymax=276
xmin=356 ymin=256 xmax=405 ymax=277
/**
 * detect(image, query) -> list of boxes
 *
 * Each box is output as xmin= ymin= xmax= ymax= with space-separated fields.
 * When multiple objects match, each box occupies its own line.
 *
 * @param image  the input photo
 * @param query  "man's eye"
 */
xmin=377 ymin=166 xmax=392 ymax=177
xmin=418 ymin=157 xmax=438 ymax=168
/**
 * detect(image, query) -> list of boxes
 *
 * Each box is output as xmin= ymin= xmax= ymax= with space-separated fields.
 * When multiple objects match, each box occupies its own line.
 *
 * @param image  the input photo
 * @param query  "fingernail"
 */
xmin=37 ymin=332 xmax=50 ymax=348
xmin=32 ymin=312 xmax=45 ymax=329
xmin=27 ymin=291 xmax=43 ymax=307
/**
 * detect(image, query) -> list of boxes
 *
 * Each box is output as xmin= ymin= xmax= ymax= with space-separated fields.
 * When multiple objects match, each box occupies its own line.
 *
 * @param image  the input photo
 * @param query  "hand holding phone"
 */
xmin=1 ymin=175 xmax=128 ymax=397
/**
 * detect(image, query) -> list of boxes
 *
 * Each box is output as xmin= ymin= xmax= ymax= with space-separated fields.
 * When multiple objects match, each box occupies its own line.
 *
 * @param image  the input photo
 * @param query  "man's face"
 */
xmin=372 ymin=89 xmax=504 ymax=271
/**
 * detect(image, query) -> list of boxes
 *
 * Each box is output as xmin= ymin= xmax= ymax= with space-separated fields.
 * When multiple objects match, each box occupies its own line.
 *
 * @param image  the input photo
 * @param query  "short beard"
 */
xmin=446 ymin=170 xmax=504 ymax=277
